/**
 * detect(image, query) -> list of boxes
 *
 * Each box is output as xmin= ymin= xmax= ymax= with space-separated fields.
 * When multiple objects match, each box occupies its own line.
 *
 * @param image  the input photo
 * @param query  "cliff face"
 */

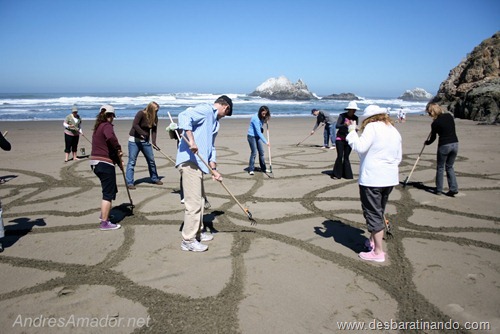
xmin=432 ymin=32 xmax=500 ymax=124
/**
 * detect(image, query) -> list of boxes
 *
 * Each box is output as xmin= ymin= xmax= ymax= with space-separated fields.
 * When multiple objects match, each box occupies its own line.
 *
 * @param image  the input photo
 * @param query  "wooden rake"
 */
xmin=384 ymin=215 xmax=393 ymax=239
xmin=296 ymin=123 xmax=324 ymax=146
xmin=81 ymin=132 xmax=92 ymax=145
xmin=402 ymin=131 xmax=432 ymax=188
xmin=265 ymin=122 xmax=274 ymax=178
xmin=118 ymin=161 xmax=135 ymax=212
xmin=152 ymin=144 xmax=176 ymax=164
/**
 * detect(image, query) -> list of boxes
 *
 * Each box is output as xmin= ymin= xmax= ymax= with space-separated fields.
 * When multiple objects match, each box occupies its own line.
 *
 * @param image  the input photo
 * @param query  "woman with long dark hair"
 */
xmin=247 ymin=106 xmax=270 ymax=175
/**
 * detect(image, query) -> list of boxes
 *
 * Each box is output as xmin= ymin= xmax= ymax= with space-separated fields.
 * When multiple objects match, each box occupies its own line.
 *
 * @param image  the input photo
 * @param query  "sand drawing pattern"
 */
xmin=0 ymin=138 xmax=499 ymax=333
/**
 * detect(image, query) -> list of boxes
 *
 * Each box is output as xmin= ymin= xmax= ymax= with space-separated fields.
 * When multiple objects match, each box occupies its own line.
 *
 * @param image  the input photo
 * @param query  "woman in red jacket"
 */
xmin=90 ymin=105 xmax=123 ymax=231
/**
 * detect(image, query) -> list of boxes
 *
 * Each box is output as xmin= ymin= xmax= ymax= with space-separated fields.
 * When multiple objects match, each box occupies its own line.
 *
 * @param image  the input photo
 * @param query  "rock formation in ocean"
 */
xmin=249 ymin=76 xmax=317 ymax=100
xmin=431 ymin=32 xmax=500 ymax=124
xmin=322 ymin=92 xmax=360 ymax=100
xmin=398 ymin=88 xmax=433 ymax=101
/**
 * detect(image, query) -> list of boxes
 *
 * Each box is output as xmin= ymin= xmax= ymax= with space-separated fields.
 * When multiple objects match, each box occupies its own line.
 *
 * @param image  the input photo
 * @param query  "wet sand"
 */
xmin=0 ymin=116 xmax=499 ymax=333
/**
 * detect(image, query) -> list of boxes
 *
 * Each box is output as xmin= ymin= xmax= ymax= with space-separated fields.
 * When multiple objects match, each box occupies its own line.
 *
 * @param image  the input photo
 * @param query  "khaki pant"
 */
xmin=178 ymin=162 xmax=206 ymax=241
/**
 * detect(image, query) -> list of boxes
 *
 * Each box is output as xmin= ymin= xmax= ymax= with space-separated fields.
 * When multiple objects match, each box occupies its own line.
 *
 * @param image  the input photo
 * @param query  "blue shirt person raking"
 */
xmin=175 ymin=95 xmax=233 ymax=252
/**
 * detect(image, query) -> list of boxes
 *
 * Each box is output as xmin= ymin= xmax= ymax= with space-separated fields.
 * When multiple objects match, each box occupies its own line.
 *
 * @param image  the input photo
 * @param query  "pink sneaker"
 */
xmin=100 ymin=220 xmax=121 ymax=231
xmin=359 ymin=250 xmax=385 ymax=262
xmin=364 ymin=239 xmax=374 ymax=251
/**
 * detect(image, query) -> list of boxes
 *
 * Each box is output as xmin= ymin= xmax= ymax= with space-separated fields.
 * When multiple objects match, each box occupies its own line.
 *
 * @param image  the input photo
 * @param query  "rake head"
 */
xmin=384 ymin=218 xmax=394 ymax=240
xmin=245 ymin=209 xmax=257 ymax=226
xmin=402 ymin=176 xmax=409 ymax=188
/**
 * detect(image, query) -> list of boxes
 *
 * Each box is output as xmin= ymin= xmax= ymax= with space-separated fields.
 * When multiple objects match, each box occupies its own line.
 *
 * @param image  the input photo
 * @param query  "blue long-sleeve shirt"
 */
xmin=247 ymin=114 xmax=267 ymax=144
xmin=175 ymin=103 xmax=219 ymax=174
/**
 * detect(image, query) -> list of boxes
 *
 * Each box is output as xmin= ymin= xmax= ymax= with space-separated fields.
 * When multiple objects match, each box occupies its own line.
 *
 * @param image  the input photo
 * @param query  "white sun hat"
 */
xmin=362 ymin=105 xmax=387 ymax=119
xmin=344 ymin=101 xmax=360 ymax=110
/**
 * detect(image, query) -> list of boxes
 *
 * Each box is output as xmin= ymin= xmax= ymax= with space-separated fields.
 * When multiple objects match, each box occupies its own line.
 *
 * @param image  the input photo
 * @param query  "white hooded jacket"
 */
xmin=346 ymin=121 xmax=402 ymax=187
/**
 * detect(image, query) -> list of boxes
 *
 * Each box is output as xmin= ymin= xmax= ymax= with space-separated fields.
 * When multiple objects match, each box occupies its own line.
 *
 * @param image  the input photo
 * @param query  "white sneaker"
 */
xmin=180 ymin=198 xmax=185 ymax=204
xmin=198 ymin=232 xmax=214 ymax=242
xmin=249 ymin=171 xmax=254 ymax=175
xmin=329 ymin=146 xmax=336 ymax=150
xmin=181 ymin=239 xmax=208 ymax=252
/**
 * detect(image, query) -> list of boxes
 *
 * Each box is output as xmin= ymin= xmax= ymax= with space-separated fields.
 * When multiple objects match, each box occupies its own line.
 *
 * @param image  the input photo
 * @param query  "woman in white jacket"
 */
xmin=346 ymin=105 xmax=402 ymax=263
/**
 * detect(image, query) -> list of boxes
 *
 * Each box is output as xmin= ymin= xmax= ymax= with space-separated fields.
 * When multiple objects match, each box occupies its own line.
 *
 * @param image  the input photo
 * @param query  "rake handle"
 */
xmin=404 ymin=131 xmax=432 ymax=186
xmin=152 ymin=144 xmax=176 ymax=164
xmin=119 ymin=163 xmax=134 ymax=207
xmin=266 ymin=123 xmax=273 ymax=170
xmin=81 ymin=133 xmax=92 ymax=145
xmin=182 ymin=132 xmax=250 ymax=216
xmin=167 ymin=112 xmax=252 ymax=219
xmin=296 ymin=123 xmax=324 ymax=146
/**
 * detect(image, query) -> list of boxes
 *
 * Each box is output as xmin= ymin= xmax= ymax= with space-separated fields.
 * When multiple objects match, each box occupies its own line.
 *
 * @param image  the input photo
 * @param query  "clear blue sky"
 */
xmin=0 ymin=0 xmax=498 ymax=97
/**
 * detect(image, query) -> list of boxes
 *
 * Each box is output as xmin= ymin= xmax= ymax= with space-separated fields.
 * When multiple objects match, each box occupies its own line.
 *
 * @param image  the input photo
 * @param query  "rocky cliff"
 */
xmin=398 ymin=88 xmax=433 ymax=101
xmin=249 ymin=76 xmax=317 ymax=100
xmin=431 ymin=32 xmax=500 ymax=124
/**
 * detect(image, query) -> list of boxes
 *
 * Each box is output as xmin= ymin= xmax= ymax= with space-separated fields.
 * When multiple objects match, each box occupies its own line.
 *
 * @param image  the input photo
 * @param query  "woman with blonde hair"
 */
xmin=125 ymin=101 xmax=163 ymax=189
xmin=346 ymin=105 xmax=402 ymax=263
xmin=424 ymin=103 xmax=459 ymax=196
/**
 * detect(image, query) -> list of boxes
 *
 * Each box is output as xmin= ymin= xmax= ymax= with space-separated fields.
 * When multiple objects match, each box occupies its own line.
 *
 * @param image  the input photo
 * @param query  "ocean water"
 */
xmin=0 ymin=92 xmax=429 ymax=121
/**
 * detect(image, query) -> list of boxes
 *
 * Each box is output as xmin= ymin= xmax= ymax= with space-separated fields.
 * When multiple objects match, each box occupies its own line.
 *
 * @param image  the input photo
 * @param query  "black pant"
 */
xmin=332 ymin=139 xmax=353 ymax=179
xmin=64 ymin=134 xmax=79 ymax=153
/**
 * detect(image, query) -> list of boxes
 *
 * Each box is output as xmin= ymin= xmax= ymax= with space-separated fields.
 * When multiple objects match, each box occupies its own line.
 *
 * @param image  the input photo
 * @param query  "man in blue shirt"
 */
xmin=175 ymin=95 xmax=233 ymax=252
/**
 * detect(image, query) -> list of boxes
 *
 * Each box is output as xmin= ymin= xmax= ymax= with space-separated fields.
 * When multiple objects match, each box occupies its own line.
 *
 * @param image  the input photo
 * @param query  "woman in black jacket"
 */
xmin=425 ymin=103 xmax=459 ymax=196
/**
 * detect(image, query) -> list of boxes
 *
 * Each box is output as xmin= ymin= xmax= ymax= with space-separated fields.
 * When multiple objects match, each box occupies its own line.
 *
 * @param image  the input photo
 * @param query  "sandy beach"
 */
xmin=0 ymin=115 xmax=499 ymax=333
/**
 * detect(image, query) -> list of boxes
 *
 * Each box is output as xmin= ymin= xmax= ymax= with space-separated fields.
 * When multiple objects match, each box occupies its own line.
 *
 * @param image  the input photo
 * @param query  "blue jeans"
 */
xmin=247 ymin=135 xmax=266 ymax=172
xmin=323 ymin=123 xmax=336 ymax=147
xmin=436 ymin=142 xmax=458 ymax=193
xmin=126 ymin=141 xmax=160 ymax=185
